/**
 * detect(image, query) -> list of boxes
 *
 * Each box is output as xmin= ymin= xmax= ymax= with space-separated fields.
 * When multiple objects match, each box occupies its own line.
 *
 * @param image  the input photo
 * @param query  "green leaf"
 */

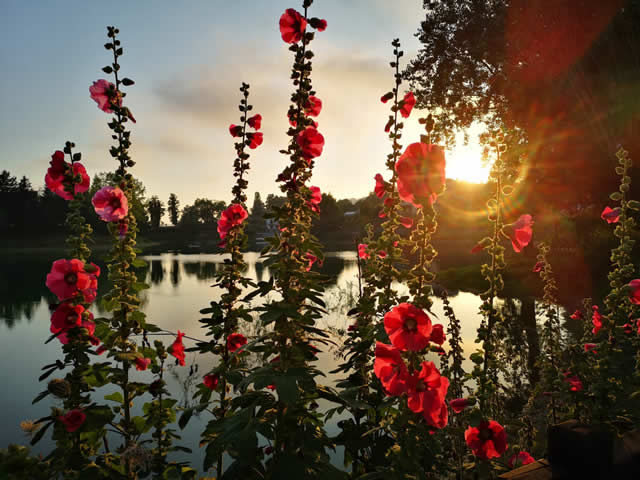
xmin=104 ymin=392 xmax=124 ymax=403
xmin=30 ymin=421 xmax=53 ymax=445
xmin=178 ymin=408 xmax=194 ymax=430
xmin=131 ymin=258 xmax=147 ymax=268
xmin=132 ymin=282 xmax=150 ymax=292
xmin=610 ymin=192 xmax=623 ymax=201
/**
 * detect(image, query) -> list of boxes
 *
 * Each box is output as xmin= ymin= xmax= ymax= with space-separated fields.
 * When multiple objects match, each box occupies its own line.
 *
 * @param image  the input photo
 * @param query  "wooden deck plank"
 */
xmin=498 ymin=459 xmax=552 ymax=479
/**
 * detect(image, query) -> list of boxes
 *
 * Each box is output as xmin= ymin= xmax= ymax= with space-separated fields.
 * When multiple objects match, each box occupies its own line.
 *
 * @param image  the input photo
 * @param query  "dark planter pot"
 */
xmin=548 ymin=420 xmax=640 ymax=479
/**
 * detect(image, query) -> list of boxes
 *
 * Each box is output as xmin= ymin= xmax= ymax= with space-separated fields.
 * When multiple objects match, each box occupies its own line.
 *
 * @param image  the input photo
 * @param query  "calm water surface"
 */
xmin=0 ymin=252 xmax=488 ymax=471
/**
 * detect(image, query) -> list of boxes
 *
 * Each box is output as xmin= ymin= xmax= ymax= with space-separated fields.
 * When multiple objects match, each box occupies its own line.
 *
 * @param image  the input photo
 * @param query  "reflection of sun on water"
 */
xmin=446 ymin=140 xmax=490 ymax=184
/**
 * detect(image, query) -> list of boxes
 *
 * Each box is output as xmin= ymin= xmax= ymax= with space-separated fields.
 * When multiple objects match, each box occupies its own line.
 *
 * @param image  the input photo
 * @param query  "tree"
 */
xmin=0 ymin=170 xmax=18 ymax=193
xmin=147 ymin=196 xmax=165 ymax=229
xmin=167 ymin=193 xmax=180 ymax=226
xmin=180 ymin=198 xmax=226 ymax=226
xmin=18 ymin=176 xmax=32 ymax=192
xmin=250 ymin=192 xmax=266 ymax=218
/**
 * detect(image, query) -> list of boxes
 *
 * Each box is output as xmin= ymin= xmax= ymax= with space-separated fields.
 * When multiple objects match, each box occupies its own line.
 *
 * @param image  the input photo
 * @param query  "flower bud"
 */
xmin=48 ymin=379 xmax=71 ymax=398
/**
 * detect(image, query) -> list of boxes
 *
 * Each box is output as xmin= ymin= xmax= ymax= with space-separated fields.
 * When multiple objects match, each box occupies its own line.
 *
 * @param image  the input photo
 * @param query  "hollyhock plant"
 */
xmin=305 ymin=252 xmax=319 ymax=271
xmin=399 ymin=217 xmax=414 ymax=229
xmin=217 ymin=204 xmax=249 ymax=241
xmin=227 ymin=333 xmax=247 ymax=353
xmin=374 ymin=342 xmax=409 ymax=396
xmin=508 ymin=451 xmax=535 ymax=468
xmin=169 ymin=330 xmax=186 ymax=366
xmin=374 ymin=173 xmax=386 ymax=198
xmin=309 ymin=186 xmax=322 ymax=213
xmin=449 ymin=397 xmax=469 ymax=413
xmin=45 ymin=151 xmax=91 ymax=200
xmin=55 ymin=314 xmax=95 ymax=345
xmin=380 ymin=92 xmax=393 ymax=103
xmin=406 ymin=361 xmax=449 ymax=429
xmin=564 ymin=374 xmax=583 ymax=392
xmin=623 ymin=323 xmax=633 ymax=334
xmin=46 ymin=259 xmax=91 ymax=300
xmin=92 ymin=186 xmax=128 ymax=222
xmin=247 ymin=114 xmax=262 ymax=129
xmin=358 ymin=243 xmax=370 ymax=259
xmin=309 ymin=17 xmax=327 ymax=31
xmin=384 ymin=303 xmax=433 ymax=352
xmin=279 ymin=8 xmax=306 ymax=43
xmin=59 ymin=409 xmax=86 ymax=433
xmin=584 ymin=343 xmax=598 ymax=353
xmin=89 ymin=79 xmax=118 ymax=113
xmin=429 ymin=323 xmax=446 ymax=345
xmin=134 ymin=357 xmax=151 ymax=371
xmin=247 ymin=132 xmax=263 ymax=149
xmin=229 ymin=124 xmax=243 ymax=137
xmin=628 ymin=279 xmax=640 ymax=304
xmin=601 ymin=206 xmax=621 ymax=223
xmin=296 ymin=127 xmax=324 ymax=161
xmin=502 ymin=214 xmax=534 ymax=253
xmin=399 ymin=91 xmax=416 ymax=118
xmin=533 ymin=261 xmax=544 ymax=272
xmin=377 ymin=250 xmax=387 ymax=258
xmin=50 ymin=303 xmax=84 ymax=334
xmin=303 ymin=96 xmax=322 ymax=117
xmin=471 ymin=243 xmax=484 ymax=254
xmin=396 ymin=142 xmax=446 ymax=208
xmin=592 ymin=306 xmax=603 ymax=335
xmin=570 ymin=309 xmax=583 ymax=320
xmin=203 ymin=374 xmax=219 ymax=390
xmin=465 ymin=420 xmax=508 ymax=460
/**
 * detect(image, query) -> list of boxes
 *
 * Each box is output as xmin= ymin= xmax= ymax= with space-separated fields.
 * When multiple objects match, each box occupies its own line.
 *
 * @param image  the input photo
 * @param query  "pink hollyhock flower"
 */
xmin=309 ymin=17 xmax=327 ymax=31
xmin=623 ymin=323 xmax=633 ymax=334
xmin=296 ymin=127 xmax=324 ymax=161
xmin=378 ymin=209 xmax=387 ymax=218
xmin=45 ymin=151 xmax=91 ymax=200
xmin=308 ymin=186 xmax=322 ymax=213
xmin=628 ymin=279 xmax=640 ymax=304
xmin=59 ymin=409 xmax=86 ymax=433
xmin=279 ymin=8 xmax=307 ymax=43
xmin=503 ymin=214 xmax=534 ymax=253
xmin=533 ymin=262 xmax=544 ymax=273
xmin=407 ymin=361 xmax=449 ymax=429
xmin=247 ymin=114 xmax=262 ymax=130
xmin=374 ymin=173 xmax=386 ymax=198
xmin=89 ymin=79 xmax=119 ymax=113
xmin=304 ymin=96 xmax=322 ymax=117
xmin=570 ymin=309 xmax=583 ymax=320
xmin=203 ymin=374 xmax=219 ymax=390
xmin=509 ymin=451 xmax=535 ymax=468
xmin=396 ymin=143 xmax=446 ymax=208
xmin=393 ymin=240 xmax=399 ymax=247
xmin=377 ymin=250 xmax=387 ymax=258
xmin=399 ymin=217 xmax=414 ymax=229
xmin=465 ymin=420 xmax=508 ymax=460
xmin=247 ymin=132 xmax=263 ymax=149
xmin=229 ymin=124 xmax=243 ymax=137
xmin=384 ymin=303 xmax=433 ymax=352
xmin=50 ymin=303 xmax=84 ymax=334
xmin=46 ymin=259 xmax=91 ymax=300
xmin=384 ymin=197 xmax=394 ymax=208
xmin=601 ymin=206 xmax=621 ymax=224
xmin=305 ymin=252 xmax=319 ymax=271
xmin=584 ymin=343 xmax=598 ymax=354
xmin=92 ymin=186 xmax=128 ymax=222
xmin=135 ymin=357 xmax=151 ymax=371
xmin=430 ymin=324 xmax=446 ymax=345
xmin=592 ymin=306 xmax=603 ymax=335
xmin=449 ymin=398 xmax=469 ymax=413
xmin=564 ymin=373 xmax=583 ymax=392
xmin=169 ymin=330 xmax=186 ymax=366
xmin=227 ymin=333 xmax=247 ymax=353
xmin=380 ymin=92 xmax=393 ymax=103
xmin=374 ymin=342 xmax=409 ymax=396
xmin=358 ymin=243 xmax=370 ymax=259
xmin=399 ymin=92 xmax=416 ymax=118
xmin=217 ymin=204 xmax=249 ymax=241
xmin=56 ymin=312 xmax=95 ymax=345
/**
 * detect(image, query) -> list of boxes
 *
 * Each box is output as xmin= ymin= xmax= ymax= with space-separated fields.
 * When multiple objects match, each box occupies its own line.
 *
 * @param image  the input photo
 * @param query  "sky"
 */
xmin=0 ymin=0 xmax=487 ymax=211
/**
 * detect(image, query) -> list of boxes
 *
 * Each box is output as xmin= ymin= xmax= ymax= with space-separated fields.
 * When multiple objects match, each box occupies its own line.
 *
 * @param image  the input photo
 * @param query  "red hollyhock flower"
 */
xmin=564 ymin=374 xmax=583 ymax=392
xmin=584 ymin=343 xmax=597 ymax=354
xmin=378 ymin=209 xmax=387 ymax=218
xmin=279 ymin=8 xmax=307 ymax=44
xmin=229 ymin=124 xmax=243 ymax=137
xmin=217 ymin=204 xmax=249 ymax=241
xmin=601 ymin=206 xmax=621 ymax=224
xmin=358 ymin=243 xmax=370 ymax=259
xmin=570 ymin=309 xmax=583 ymax=320
xmin=305 ymin=252 xmax=320 ymax=271
xmin=247 ymin=132 xmax=263 ymax=149
xmin=592 ymin=306 xmax=603 ymax=335
xmin=533 ymin=262 xmax=544 ymax=273
xmin=169 ymin=330 xmax=186 ymax=366
xmin=135 ymin=357 xmax=151 ymax=371
xmin=92 ymin=186 xmax=128 ymax=222
xmin=471 ymin=243 xmax=484 ymax=254
xmin=399 ymin=217 xmax=414 ymax=229
xmin=449 ymin=398 xmax=469 ymax=413
xmin=374 ymin=173 xmax=386 ymax=198
xmin=89 ymin=79 xmax=119 ymax=113
xmin=465 ymin=420 xmax=508 ymax=460
xmin=296 ymin=127 xmax=324 ymax=161
xmin=46 ymin=259 xmax=91 ymax=300
xmin=384 ymin=197 xmax=394 ymax=208
xmin=96 ymin=345 xmax=107 ymax=355
xmin=637 ymin=318 xmax=640 ymax=335
xmin=503 ymin=214 xmax=534 ymax=253
xmin=377 ymin=250 xmax=387 ymax=258
xmin=628 ymin=279 xmax=640 ymax=304
xmin=54 ymin=312 xmax=95 ymax=345
xmin=59 ymin=409 xmax=86 ymax=433
xmin=308 ymin=186 xmax=322 ymax=213
xmin=203 ymin=374 xmax=219 ymax=390
xmin=50 ymin=303 xmax=84 ymax=334
xmin=384 ymin=303 xmax=433 ymax=352
xmin=45 ymin=151 xmax=91 ymax=200
xmin=309 ymin=17 xmax=327 ymax=31
xmin=407 ymin=361 xmax=449 ymax=429
xmin=384 ymin=117 xmax=394 ymax=133
xmin=304 ymin=96 xmax=322 ymax=117
xmin=380 ymin=92 xmax=393 ymax=103
xmin=508 ymin=451 xmax=535 ymax=468
xmin=430 ymin=324 xmax=446 ymax=345
xmin=396 ymin=143 xmax=446 ymax=208
xmin=247 ymin=114 xmax=262 ymax=130
xmin=623 ymin=323 xmax=633 ymax=334
xmin=227 ymin=332 xmax=247 ymax=353
xmin=399 ymin=92 xmax=416 ymax=118
xmin=373 ymin=342 xmax=409 ymax=396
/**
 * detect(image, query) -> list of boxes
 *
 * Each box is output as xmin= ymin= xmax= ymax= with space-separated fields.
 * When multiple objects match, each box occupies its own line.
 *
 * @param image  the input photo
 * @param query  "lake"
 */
xmin=0 ymin=251 xmax=503 ymax=472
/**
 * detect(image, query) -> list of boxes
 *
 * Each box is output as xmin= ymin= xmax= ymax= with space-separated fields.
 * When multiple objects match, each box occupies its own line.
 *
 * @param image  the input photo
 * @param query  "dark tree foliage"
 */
xmin=406 ymin=0 xmax=640 ymax=211
xmin=167 ymin=192 xmax=180 ymax=226
xmin=147 ymin=195 xmax=165 ymax=228
xmin=180 ymin=198 xmax=226 ymax=226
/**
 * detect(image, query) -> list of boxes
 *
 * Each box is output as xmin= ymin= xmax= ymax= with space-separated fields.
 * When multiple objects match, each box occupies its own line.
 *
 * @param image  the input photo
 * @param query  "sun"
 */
xmin=445 ymin=140 xmax=490 ymax=184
